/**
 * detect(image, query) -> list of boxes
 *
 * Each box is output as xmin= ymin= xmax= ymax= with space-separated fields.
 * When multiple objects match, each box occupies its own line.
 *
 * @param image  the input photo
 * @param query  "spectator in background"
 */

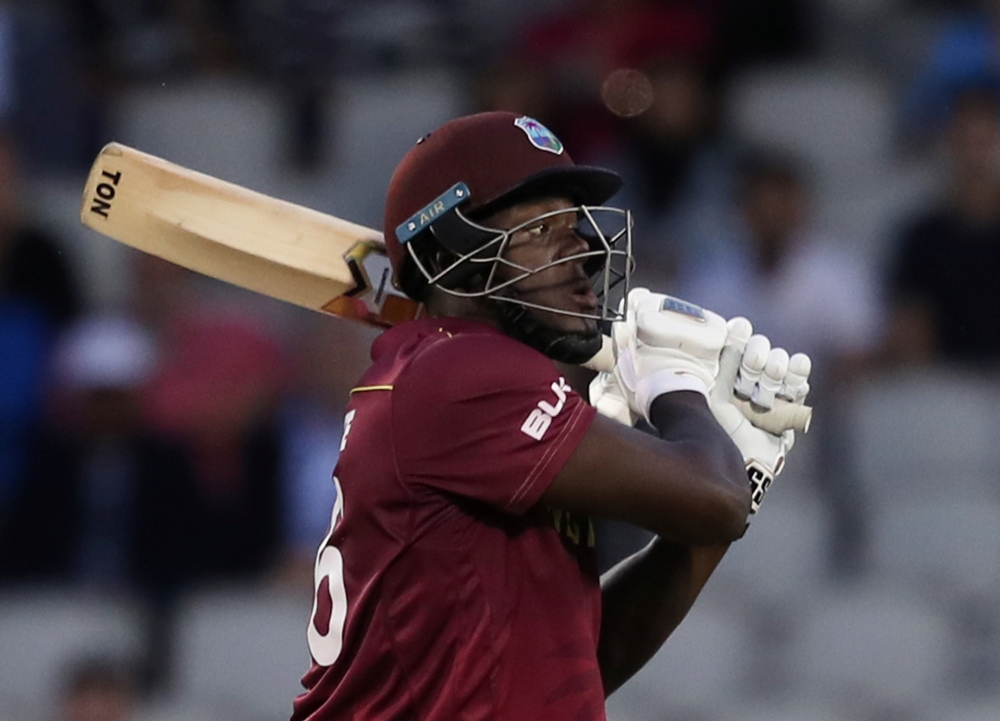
xmin=717 ymin=0 xmax=815 ymax=76
xmin=116 ymin=249 xmax=294 ymax=583
xmin=611 ymin=51 xmax=734 ymax=288
xmin=127 ymin=257 xmax=378 ymax=592
xmin=58 ymin=655 xmax=135 ymax=721
xmin=140 ymin=301 xmax=290 ymax=582
xmin=274 ymin=320 xmax=378 ymax=588
xmin=2 ymin=313 xmax=202 ymax=692
xmin=471 ymin=55 xmax=560 ymax=135
xmin=0 ymin=117 xmax=82 ymax=533
xmin=62 ymin=0 xmax=241 ymax=82
xmin=487 ymin=1 xmax=733 ymax=287
xmin=676 ymin=151 xmax=883 ymax=376
xmin=508 ymin=0 xmax=719 ymax=163
xmin=885 ymin=86 xmax=1000 ymax=366
xmin=674 ymin=150 xmax=883 ymax=574
xmin=902 ymin=0 xmax=1000 ymax=146
xmin=0 ymin=1 xmax=107 ymax=171
xmin=0 ymin=314 xmax=201 ymax=600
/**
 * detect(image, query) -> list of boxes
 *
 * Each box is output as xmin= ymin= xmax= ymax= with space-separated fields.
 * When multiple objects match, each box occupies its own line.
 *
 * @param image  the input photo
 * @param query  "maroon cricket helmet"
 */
xmin=382 ymin=112 xmax=622 ymax=292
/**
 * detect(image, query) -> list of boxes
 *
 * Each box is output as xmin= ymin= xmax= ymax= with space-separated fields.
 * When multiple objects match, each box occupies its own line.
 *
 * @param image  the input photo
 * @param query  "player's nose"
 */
xmin=561 ymin=226 xmax=591 ymax=259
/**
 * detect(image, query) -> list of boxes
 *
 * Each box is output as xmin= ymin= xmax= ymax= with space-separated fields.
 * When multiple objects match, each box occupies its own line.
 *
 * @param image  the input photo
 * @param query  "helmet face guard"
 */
xmin=396 ymin=183 xmax=633 ymax=324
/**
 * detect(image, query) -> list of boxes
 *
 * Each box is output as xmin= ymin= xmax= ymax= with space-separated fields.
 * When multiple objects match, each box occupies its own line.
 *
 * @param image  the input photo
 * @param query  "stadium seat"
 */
xmin=134 ymin=699 xmax=244 ymax=721
xmin=170 ymin=585 xmax=313 ymax=720
xmin=938 ymin=696 xmax=1000 ymax=721
xmin=113 ymin=78 xmax=283 ymax=188
xmin=315 ymin=69 xmax=464 ymax=229
xmin=787 ymin=583 xmax=953 ymax=703
xmin=710 ymin=490 xmax=830 ymax=606
xmin=723 ymin=64 xmax=933 ymax=264
xmin=604 ymin=598 xmax=752 ymax=719
xmin=725 ymin=66 xmax=892 ymax=184
xmin=869 ymin=497 xmax=1000 ymax=597
xmin=849 ymin=370 xmax=1000 ymax=506
xmin=716 ymin=698 xmax=850 ymax=721
xmin=0 ymin=589 xmax=146 ymax=713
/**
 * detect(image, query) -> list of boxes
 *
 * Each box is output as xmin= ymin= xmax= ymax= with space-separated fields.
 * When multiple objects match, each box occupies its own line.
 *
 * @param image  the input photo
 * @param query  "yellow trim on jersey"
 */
xmin=350 ymin=384 xmax=394 ymax=394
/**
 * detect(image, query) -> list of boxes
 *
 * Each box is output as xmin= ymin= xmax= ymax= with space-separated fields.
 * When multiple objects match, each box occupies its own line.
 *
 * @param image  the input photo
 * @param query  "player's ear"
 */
xmin=424 ymin=240 xmax=494 ymax=296
xmin=396 ymin=232 xmax=438 ymax=301
xmin=400 ymin=230 xmax=488 ymax=300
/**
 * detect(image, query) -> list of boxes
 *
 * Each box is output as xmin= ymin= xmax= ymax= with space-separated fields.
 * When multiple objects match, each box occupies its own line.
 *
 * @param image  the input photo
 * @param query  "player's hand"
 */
xmin=708 ymin=317 xmax=813 ymax=517
xmin=610 ymin=288 xmax=729 ymax=422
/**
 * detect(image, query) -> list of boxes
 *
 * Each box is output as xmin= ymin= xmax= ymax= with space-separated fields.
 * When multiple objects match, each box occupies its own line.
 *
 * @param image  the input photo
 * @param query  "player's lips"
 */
xmin=570 ymin=281 xmax=599 ymax=311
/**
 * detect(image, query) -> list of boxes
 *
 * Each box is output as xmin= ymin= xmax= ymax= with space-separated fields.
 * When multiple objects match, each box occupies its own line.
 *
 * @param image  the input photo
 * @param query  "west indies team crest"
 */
xmin=514 ymin=116 xmax=564 ymax=155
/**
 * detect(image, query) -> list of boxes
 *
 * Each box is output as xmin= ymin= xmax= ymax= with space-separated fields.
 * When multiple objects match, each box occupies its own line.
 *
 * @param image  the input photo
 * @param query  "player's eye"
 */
xmin=510 ymin=223 xmax=548 ymax=245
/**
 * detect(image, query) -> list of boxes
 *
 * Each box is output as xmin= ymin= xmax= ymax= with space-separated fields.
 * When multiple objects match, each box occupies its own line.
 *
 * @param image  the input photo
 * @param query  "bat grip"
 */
xmin=733 ymin=397 xmax=812 ymax=435
xmin=582 ymin=335 xmax=812 ymax=434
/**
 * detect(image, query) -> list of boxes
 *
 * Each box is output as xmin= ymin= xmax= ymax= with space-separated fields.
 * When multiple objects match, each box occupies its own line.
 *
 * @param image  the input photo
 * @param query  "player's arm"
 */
xmin=582 ymin=386 xmax=745 ymax=694
xmin=541 ymin=385 xmax=747 ymax=695
xmin=544 ymin=391 xmax=748 ymax=544
xmin=597 ymin=537 xmax=729 ymax=696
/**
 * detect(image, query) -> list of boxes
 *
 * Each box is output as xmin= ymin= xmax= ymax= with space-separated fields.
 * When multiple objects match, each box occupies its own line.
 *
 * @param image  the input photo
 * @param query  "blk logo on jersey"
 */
xmin=521 ymin=377 xmax=571 ymax=440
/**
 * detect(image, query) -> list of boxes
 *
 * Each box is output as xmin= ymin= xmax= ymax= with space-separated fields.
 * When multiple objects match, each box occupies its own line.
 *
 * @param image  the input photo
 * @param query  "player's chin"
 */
xmin=531 ymin=305 xmax=598 ymax=335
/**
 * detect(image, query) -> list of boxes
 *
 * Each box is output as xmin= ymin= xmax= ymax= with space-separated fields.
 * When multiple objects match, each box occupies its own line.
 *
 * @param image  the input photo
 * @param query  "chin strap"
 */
xmin=494 ymin=299 xmax=603 ymax=364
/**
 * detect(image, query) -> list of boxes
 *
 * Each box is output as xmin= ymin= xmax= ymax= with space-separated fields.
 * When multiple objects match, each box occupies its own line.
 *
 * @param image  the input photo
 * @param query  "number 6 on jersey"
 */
xmin=308 ymin=477 xmax=348 ymax=666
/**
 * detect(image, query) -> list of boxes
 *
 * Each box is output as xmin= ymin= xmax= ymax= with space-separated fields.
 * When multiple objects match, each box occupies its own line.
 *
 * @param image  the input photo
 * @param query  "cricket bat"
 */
xmin=80 ymin=142 xmax=421 ymax=327
xmin=79 ymin=142 xmax=811 ymax=435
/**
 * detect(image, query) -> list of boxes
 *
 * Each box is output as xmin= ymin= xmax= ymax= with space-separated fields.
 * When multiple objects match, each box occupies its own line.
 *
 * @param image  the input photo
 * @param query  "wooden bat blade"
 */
xmin=80 ymin=142 xmax=420 ymax=327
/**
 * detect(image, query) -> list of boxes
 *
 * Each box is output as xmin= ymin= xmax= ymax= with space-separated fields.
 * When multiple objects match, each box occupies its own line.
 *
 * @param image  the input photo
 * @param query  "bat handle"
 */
xmin=582 ymin=335 xmax=812 ymax=434
xmin=733 ymin=397 xmax=812 ymax=435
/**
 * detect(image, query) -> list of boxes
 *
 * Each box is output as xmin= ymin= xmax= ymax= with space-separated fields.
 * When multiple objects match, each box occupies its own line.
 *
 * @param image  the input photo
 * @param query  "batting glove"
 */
xmin=709 ymin=317 xmax=812 ymax=517
xmin=589 ymin=370 xmax=637 ymax=426
xmin=609 ymin=288 xmax=729 ymax=423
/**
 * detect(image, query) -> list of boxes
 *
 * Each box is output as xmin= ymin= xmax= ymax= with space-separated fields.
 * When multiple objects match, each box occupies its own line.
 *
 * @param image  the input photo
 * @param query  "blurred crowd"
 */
xmin=2 ymin=0 xmax=1000 ymax=714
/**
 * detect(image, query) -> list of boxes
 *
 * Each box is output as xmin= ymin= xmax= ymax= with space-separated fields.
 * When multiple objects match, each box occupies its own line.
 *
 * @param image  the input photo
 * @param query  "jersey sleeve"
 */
xmin=392 ymin=332 xmax=596 ymax=515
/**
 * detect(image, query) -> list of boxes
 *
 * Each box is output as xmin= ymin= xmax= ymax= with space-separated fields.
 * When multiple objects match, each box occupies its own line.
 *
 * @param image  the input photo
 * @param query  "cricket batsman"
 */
xmin=291 ymin=111 xmax=810 ymax=720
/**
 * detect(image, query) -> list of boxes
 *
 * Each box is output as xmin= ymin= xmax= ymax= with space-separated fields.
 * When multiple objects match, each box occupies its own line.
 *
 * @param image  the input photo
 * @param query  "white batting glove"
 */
xmin=709 ymin=317 xmax=812 ymax=517
xmin=611 ymin=288 xmax=729 ymax=422
xmin=587 ymin=310 xmax=640 ymax=426
xmin=589 ymin=370 xmax=637 ymax=426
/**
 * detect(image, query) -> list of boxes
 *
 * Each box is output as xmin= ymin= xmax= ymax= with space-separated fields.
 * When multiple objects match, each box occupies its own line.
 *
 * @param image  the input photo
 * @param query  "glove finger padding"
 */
xmin=780 ymin=352 xmax=812 ymax=404
xmin=753 ymin=347 xmax=790 ymax=411
xmin=724 ymin=323 xmax=811 ymax=435
xmin=708 ymin=321 xmax=814 ymax=519
xmin=734 ymin=333 xmax=770 ymax=401
xmin=711 ymin=317 xmax=752 ymax=431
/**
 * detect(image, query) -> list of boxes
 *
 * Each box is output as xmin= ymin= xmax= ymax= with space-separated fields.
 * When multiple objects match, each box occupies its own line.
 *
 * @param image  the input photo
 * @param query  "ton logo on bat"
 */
xmin=90 ymin=169 xmax=122 ymax=219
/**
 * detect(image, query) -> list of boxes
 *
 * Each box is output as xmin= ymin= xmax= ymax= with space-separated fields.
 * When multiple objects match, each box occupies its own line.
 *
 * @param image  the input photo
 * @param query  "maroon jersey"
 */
xmin=291 ymin=317 xmax=603 ymax=721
